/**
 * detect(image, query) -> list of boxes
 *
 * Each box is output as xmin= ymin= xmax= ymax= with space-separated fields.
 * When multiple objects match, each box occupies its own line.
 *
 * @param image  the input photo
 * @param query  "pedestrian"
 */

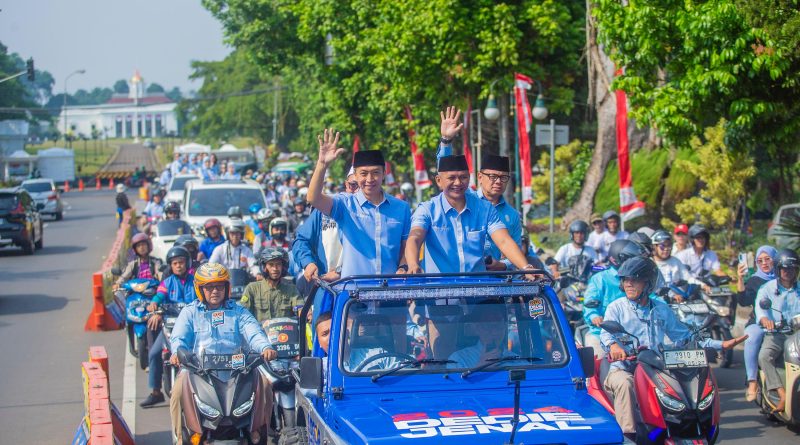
xmin=673 ymin=223 xmax=690 ymax=253
xmin=115 ymin=183 xmax=131 ymax=227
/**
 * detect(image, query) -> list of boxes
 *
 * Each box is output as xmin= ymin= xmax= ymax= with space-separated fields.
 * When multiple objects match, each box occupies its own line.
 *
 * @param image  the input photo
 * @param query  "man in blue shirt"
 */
xmin=198 ymin=218 xmax=225 ymax=261
xmin=600 ymin=257 xmax=745 ymax=434
xmin=306 ymin=129 xmax=410 ymax=277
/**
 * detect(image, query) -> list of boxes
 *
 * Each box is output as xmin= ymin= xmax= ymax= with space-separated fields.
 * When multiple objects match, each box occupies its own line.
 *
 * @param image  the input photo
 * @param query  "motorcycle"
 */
xmin=551 ymin=255 xmax=604 ymax=334
xmin=754 ymin=299 xmax=800 ymax=427
xmin=158 ymin=302 xmax=187 ymax=398
xmin=229 ymin=268 xmax=254 ymax=303
xmin=588 ymin=319 xmax=721 ymax=444
xmin=261 ymin=317 xmax=302 ymax=435
xmin=176 ymin=348 xmax=270 ymax=445
xmin=114 ymin=276 xmax=159 ymax=369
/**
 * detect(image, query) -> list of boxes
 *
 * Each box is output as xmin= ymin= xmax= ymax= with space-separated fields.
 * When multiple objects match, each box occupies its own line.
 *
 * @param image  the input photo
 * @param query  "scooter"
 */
xmin=754 ymin=299 xmax=800 ymax=427
xmin=158 ymin=302 xmax=187 ymax=398
xmin=114 ymin=276 xmax=159 ymax=368
xmin=588 ymin=319 xmax=721 ymax=444
xmin=260 ymin=317 xmax=302 ymax=435
xmin=176 ymin=348 xmax=270 ymax=445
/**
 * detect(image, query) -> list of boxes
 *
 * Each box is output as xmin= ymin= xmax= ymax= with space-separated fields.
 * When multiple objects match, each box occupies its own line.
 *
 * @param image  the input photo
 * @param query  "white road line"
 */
xmin=42 ymin=223 xmax=49 ymax=229
xmin=122 ymin=345 xmax=137 ymax=436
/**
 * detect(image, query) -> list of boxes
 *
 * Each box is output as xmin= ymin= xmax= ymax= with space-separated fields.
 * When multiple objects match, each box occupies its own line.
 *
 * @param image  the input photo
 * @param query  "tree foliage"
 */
xmin=0 ymin=42 xmax=55 ymax=118
xmin=113 ymin=79 xmax=129 ymax=94
xmin=670 ymin=120 xmax=755 ymax=246
xmin=202 ymin=0 xmax=586 ymax=174
xmin=530 ymin=139 xmax=592 ymax=210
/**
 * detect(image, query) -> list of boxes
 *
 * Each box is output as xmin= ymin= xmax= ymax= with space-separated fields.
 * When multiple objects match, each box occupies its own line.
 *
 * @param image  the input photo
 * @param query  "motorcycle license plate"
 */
xmin=265 ymin=317 xmax=301 ymax=359
xmin=680 ymin=302 xmax=709 ymax=314
xmin=664 ymin=349 xmax=707 ymax=369
xmin=202 ymin=353 xmax=246 ymax=370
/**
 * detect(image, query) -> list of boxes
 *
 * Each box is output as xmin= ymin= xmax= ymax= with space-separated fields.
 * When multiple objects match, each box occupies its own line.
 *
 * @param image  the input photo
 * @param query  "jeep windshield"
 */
xmin=186 ymin=188 xmax=265 ymax=217
xmin=340 ymin=289 xmax=568 ymax=376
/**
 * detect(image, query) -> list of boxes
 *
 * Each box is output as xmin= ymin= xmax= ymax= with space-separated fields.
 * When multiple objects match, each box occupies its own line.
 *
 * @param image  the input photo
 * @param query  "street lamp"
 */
xmin=484 ymin=95 xmax=500 ymax=121
xmin=63 ymin=69 xmax=86 ymax=147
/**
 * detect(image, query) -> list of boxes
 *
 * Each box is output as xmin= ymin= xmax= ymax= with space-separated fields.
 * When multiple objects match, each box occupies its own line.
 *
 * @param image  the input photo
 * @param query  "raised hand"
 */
xmin=317 ymin=128 xmax=346 ymax=167
xmin=440 ymin=106 xmax=463 ymax=140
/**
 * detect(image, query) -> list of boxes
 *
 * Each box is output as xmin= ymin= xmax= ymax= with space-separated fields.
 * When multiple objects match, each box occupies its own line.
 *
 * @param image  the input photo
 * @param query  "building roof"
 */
xmin=106 ymin=95 xmax=173 ymax=105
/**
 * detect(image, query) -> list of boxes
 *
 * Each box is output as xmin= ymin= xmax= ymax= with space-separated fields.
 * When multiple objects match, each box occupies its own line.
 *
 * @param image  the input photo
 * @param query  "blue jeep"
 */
xmin=283 ymin=272 xmax=625 ymax=445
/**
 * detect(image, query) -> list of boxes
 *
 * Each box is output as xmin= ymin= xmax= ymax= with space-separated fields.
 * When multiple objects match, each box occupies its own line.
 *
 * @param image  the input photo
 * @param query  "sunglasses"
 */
xmin=202 ymin=283 xmax=226 ymax=292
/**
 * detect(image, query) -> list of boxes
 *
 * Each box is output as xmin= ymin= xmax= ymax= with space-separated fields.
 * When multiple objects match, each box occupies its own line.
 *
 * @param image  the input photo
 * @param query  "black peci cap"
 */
xmin=481 ymin=154 xmax=510 ymax=172
xmin=438 ymin=155 xmax=469 ymax=172
xmin=352 ymin=150 xmax=385 ymax=168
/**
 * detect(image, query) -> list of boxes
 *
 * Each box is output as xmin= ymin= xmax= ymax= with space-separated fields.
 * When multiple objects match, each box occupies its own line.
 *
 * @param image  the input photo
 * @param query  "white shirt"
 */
xmin=654 ymin=256 xmax=699 ymax=286
xmin=587 ymin=230 xmax=607 ymax=258
xmin=600 ymin=230 xmax=629 ymax=256
xmin=553 ymin=243 xmax=598 ymax=268
xmin=209 ymin=242 xmax=259 ymax=276
xmin=674 ymin=248 xmax=720 ymax=277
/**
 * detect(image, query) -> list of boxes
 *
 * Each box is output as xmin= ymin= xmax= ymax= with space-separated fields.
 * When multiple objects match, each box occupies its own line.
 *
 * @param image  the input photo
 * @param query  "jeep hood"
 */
xmin=330 ymin=389 xmax=623 ymax=445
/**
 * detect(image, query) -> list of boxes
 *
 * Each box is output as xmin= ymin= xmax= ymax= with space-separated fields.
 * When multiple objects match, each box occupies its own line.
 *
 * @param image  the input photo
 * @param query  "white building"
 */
xmin=57 ymin=71 xmax=179 ymax=139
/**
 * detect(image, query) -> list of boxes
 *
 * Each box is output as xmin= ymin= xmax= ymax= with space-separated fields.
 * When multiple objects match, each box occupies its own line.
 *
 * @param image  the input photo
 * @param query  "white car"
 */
xmin=767 ymin=203 xmax=800 ymax=248
xmin=182 ymin=178 xmax=267 ymax=236
xmin=21 ymin=178 xmax=64 ymax=220
xmin=165 ymin=174 xmax=200 ymax=206
xmin=151 ymin=219 xmax=193 ymax=262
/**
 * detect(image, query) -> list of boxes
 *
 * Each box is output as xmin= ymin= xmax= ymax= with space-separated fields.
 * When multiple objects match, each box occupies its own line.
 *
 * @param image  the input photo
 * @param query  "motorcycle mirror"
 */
xmin=584 ymin=299 xmax=601 ymax=309
xmin=545 ymin=257 xmax=558 ymax=266
xmin=599 ymin=320 xmax=626 ymax=335
xmin=110 ymin=267 xmax=122 ymax=276
xmin=759 ymin=299 xmax=772 ymax=310
xmin=177 ymin=348 xmax=193 ymax=366
xmin=539 ymin=236 xmax=548 ymax=244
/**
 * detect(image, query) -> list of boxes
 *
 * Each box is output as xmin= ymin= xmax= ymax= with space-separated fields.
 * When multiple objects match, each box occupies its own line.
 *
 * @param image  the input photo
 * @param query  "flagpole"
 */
xmin=512 ymin=89 xmax=521 ymax=211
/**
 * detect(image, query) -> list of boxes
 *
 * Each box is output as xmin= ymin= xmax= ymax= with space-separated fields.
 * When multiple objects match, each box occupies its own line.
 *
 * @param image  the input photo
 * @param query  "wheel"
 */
xmin=137 ymin=335 xmax=149 ymax=370
xmin=34 ymin=231 xmax=43 ymax=250
xmin=127 ymin=325 xmax=139 ymax=358
xmin=713 ymin=327 xmax=734 ymax=368
xmin=277 ymin=427 xmax=308 ymax=445
xmin=55 ymin=211 xmax=63 ymax=221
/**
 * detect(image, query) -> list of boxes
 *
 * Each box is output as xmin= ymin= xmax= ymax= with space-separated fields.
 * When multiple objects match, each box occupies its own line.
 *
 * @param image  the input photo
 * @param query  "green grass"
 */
xmin=26 ymin=140 xmax=117 ymax=178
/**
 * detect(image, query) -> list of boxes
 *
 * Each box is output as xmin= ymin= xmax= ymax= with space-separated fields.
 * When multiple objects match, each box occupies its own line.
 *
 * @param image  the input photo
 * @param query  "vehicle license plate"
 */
xmin=680 ymin=302 xmax=709 ymax=314
xmin=664 ymin=349 xmax=707 ymax=369
xmin=202 ymin=353 xmax=245 ymax=370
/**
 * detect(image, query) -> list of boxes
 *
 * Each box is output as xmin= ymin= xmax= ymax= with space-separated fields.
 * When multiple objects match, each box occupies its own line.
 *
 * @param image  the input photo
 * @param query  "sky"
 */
xmin=0 ymin=0 xmax=231 ymax=94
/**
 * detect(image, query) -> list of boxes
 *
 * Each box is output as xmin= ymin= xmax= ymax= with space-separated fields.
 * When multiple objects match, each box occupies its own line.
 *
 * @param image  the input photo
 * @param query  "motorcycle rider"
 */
xmin=673 ymin=224 xmax=690 ymax=253
xmin=587 ymin=213 xmax=606 ymax=259
xmin=627 ymin=231 xmax=653 ymax=257
xmin=246 ymin=202 xmax=264 ymax=239
xmin=550 ymin=220 xmax=598 ymax=277
xmin=168 ymin=263 xmax=277 ymax=440
xmin=674 ymin=224 xmax=725 ymax=278
xmin=600 ymin=256 xmax=747 ymax=435
xmin=650 ymin=230 xmax=702 ymax=301
xmin=140 ymin=246 xmax=195 ymax=408
xmin=241 ymin=248 xmax=303 ymax=326
xmin=198 ymin=218 xmax=225 ymax=261
xmin=600 ymin=210 xmax=628 ymax=255
xmin=174 ymin=234 xmax=201 ymax=272
xmin=161 ymin=201 xmax=192 ymax=234
xmin=143 ymin=191 xmax=165 ymax=221
xmin=756 ymin=248 xmax=800 ymax=413
xmin=252 ymin=208 xmax=276 ymax=256
xmin=288 ymin=198 xmax=310 ymax=233
xmin=209 ymin=220 xmax=260 ymax=279
xmin=114 ymin=233 xmax=163 ymax=288
xmin=583 ymin=240 xmax=648 ymax=358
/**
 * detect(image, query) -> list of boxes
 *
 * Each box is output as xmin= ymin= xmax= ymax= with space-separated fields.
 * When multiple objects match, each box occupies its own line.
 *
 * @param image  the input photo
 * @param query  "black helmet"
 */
xmin=294 ymin=197 xmax=306 ymax=207
xmin=775 ymin=248 xmax=799 ymax=275
xmin=688 ymin=224 xmax=710 ymax=240
xmin=174 ymin=234 xmax=198 ymax=250
xmin=569 ymin=220 xmax=590 ymax=237
xmin=628 ymin=232 xmax=653 ymax=255
xmin=258 ymin=247 xmax=289 ymax=275
xmin=166 ymin=246 xmax=191 ymax=264
xmin=617 ymin=257 xmax=659 ymax=300
xmin=602 ymin=210 xmax=620 ymax=222
xmin=607 ymin=239 xmax=648 ymax=269
xmin=164 ymin=201 xmax=181 ymax=216
xmin=650 ymin=230 xmax=672 ymax=245
xmin=227 ymin=205 xmax=243 ymax=220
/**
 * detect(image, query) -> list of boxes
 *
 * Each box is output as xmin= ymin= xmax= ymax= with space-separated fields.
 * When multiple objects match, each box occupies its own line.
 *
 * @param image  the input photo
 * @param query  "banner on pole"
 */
xmin=404 ymin=106 xmax=431 ymax=190
xmin=514 ymin=73 xmax=534 ymax=217
xmin=615 ymin=69 xmax=646 ymax=221
xmin=462 ymin=101 xmax=476 ymax=188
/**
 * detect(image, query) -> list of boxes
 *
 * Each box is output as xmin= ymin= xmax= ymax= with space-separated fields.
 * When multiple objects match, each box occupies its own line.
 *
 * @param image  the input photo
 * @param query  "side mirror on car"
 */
xmin=299 ymin=357 xmax=323 ymax=397
xmin=578 ymin=347 xmax=595 ymax=378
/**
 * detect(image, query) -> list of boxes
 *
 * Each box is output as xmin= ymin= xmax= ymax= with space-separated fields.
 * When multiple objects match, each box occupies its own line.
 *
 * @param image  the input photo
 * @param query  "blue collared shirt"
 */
xmin=600 ymin=296 xmax=722 ymax=371
xmin=169 ymin=299 xmax=271 ymax=356
xmin=754 ymin=279 xmax=800 ymax=322
xmin=330 ymin=190 xmax=411 ymax=277
xmin=583 ymin=268 xmax=625 ymax=336
xmin=476 ymin=189 xmax=522 ymax=265
xmin=412 ymin=192 xmax=506 ymax=273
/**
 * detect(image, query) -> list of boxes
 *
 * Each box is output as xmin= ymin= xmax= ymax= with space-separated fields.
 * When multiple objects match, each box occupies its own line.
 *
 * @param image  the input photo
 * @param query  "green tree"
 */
xmin=530 ymin=139 xmax=592 ymax=210
xmin=146 ymin=82 xmax=165 ymax=93
xmin=0 ymin=42 xmax=55 ymax=119
xmin=113 ymin=79 xmax=129 ymax=94
xmin=670 ymin=120 xmax=756 ymax=247
xmin=165 ymin=87 xmax=183 ymax=102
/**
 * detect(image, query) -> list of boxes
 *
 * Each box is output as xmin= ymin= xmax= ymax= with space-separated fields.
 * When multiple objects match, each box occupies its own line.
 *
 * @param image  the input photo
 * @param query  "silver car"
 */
xmin=21 ymin=178 xmax=64 ymax=220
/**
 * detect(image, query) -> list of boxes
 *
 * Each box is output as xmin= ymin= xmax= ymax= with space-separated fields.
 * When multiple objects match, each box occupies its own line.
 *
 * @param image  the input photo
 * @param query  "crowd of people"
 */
xmin=111 ymin=106 xmax=798 ymax=440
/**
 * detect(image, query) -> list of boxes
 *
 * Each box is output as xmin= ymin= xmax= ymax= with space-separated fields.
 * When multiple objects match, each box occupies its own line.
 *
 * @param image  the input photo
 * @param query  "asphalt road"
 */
xmin=0 ymin=190 xmax=798 ymax=444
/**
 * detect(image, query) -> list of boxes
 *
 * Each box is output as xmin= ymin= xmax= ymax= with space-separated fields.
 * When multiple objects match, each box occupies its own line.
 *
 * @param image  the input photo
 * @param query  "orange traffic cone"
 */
xmin=78 ymin=178 xmax=85 ymax=192
xmin=96 ymin=177 xmax=101 ymax=190
xmin=108 ymin=177 xmax=114 ymax=190
xmin=64 ymin=180 xmax=70 ymax=192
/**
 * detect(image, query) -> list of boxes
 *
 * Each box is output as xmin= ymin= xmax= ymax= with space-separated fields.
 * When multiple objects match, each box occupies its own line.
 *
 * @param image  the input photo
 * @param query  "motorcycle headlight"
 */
xmin=193 ymin=394 xmax=221 ymax=419
xmin=232 ymin=393 xmax=254 ymax=417
xmin=131 ymin=283 xmax=147 ymax=293
xmin=654 ymin=387 xmax=686 ymax=412
xmin=697 ymin=390 xmax=715 ymax=411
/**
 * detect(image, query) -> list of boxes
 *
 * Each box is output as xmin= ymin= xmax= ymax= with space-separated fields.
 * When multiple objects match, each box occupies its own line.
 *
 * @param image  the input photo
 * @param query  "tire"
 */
xmin=137 ymin=335 xmax=149 ymax=370
xmin=35 ymin=231 xmax=43 ymax=250
xmin=127 ymin=325 xmax=138 ymax=358
xmin=55 ymin=211 xmax=63 ymax=221
xmin=277 ymin=427 xmax=308 ymax=445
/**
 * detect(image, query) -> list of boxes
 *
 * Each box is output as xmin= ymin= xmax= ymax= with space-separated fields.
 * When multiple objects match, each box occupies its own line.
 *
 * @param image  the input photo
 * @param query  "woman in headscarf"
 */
xmin=737 ymin=245 xmax=777 ymax=400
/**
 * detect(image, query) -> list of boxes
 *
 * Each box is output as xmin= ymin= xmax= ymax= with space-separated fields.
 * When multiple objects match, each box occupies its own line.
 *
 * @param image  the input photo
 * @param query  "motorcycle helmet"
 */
xmin=269 ymin=217 xmax=289 ymax=233
xmin=628 ymin=232 xmax=653 ymax=256
xmin=636 ymin=226 xmax=655 ymax=239
xmin=650 ymin=230 xmax=672 ymax=245
xmin=568 ymin=220 xmax=590 ymax=240
xmin=226 ymin=219 xmax=246 ymax=235
xmin=203 ymin=218 xmax=222 ymax=230
xmin=193 ymin=262 xmax=230 ymax=302
xmin=164 ymin=201 xmax=181 ymax=217
xmin=688 ymin=223 xmax=710 ymax=240
xmin=166 ymin=246 xmax=191 ymax=265
xmin=616 ymin=256 xmax=659 ymax=300
xmin=602 ymin=210 xmax=620 ymax=223
xmin=174 ymin=234 xmax=199 ymax=257
xmin=248 ymin=202 xmax=262 ymax=215
xmin=297 ymin=187 xmax=309 ymax=199
xmin=293 ymin=197 xmax=306 ymax=207
xmin=775 ymin=248 xmax=799 ymax=275
xmin=258 ymin=247 xmax=289 ymax=276
xmin=255 ymin=208 xmax=274 ymax=223
xmin=227 ymin=205 xmax=243 ymax=220
xmin=116 ymin=183 xmax=126 ymax=193
xmin=131 ymin=232 xmax=152 ymax=251
xmin=607 ymin=239 xmax=648 ymax=269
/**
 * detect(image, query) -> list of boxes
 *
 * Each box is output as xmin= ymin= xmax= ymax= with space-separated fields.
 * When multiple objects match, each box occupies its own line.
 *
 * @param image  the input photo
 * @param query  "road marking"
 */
xmin=43 ymin=223 xmax=49 ymax=229
xmin=122 ymin=344 xmax=137 ymax=436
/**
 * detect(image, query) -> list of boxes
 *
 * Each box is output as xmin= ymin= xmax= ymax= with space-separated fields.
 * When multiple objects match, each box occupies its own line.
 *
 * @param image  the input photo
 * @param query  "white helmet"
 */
xmin=298 ymin=187 xmax=309 ymax=198
xmin=116 ymin=183 xmax=126 ymax=193
xmin=400 ymin=182 xmax=414 ymax=193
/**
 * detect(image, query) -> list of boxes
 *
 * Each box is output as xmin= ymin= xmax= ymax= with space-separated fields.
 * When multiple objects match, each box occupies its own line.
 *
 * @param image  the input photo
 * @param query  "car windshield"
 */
xmin=170 ymin=176 xmax=197 ymax=191
xmin=22 ymin=182 xmax=53 ymax=193
xmin=0 ymin=194 xmax=18 ymax=210
xmin=340 ymin=292 xmax=567 ymax=375
xmin=187 ymin=188 xmax=265 ymax=217
xmin=156 ymin=220 xmax=190 ymax=236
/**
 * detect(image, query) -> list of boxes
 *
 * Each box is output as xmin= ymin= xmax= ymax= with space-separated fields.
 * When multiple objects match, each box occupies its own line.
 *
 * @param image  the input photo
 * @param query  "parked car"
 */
xmin=0 ymin=187 xmax=44 ymax=254
xmin=164 ymin=174 xmax=199 ymax=206
xmin=21 ymin=178 xmax=64 ymax=220
xmin=767 ymin=203 xmax=800 ymax=248
xmin=182 ymin=178 xmax=267 ymax=236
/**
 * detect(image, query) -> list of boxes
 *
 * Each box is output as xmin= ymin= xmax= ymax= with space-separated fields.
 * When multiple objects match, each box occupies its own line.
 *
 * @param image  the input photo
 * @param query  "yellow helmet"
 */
xmin=193 ymin=262 xmax=230 ymax=302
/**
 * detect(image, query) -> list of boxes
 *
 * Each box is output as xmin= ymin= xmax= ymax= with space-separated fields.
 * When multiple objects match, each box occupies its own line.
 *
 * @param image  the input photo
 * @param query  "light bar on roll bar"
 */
xmin=330 ymin=269 xmax=552 ymax=288
xmin=354 ymin=283 xmax=542 ymax=301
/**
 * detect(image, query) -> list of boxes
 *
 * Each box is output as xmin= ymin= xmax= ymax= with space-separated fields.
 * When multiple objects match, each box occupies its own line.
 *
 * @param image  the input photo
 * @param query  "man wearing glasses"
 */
xmin=650 ymin=230 xmax=704 ymax=300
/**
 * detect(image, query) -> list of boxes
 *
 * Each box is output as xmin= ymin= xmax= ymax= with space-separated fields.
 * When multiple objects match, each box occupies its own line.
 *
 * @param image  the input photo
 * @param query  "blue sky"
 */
xmin=0 ymin=0 xmax=231 ymax=93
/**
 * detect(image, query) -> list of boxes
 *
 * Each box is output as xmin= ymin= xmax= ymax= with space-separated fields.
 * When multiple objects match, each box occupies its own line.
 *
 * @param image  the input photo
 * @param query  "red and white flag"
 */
xmin=384 ymin=161 xmax=398 ymax=187
xmin=514 ymin=73 xmax=534 ymax=216
xmin=352 ymin=134 xmax=361 ymax=153
xmin=462 ymin=101 xmax=476 ymax=189
xmin=404 ymin=106 xmax=431 ymax=189
xmin=615 ymin=69 xmax=645 ymax=221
